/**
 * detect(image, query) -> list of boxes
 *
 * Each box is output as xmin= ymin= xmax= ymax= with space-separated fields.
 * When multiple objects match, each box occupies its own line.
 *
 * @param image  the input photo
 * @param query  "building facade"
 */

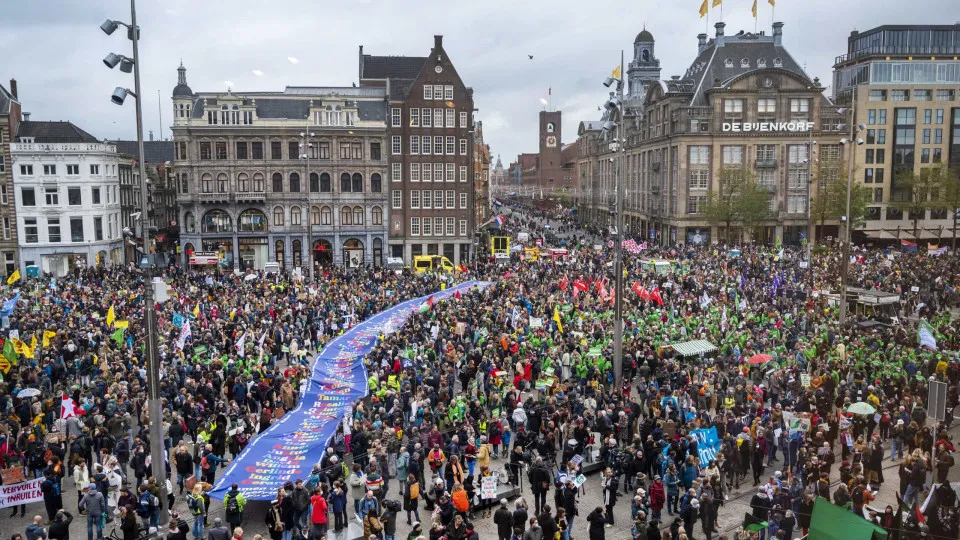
xmin=832 ymin=24 xmax=960 ymax=242
xmin=359 ymin=35 xmax=475 ymax=264
xmin=171 ymin=65 xmax=389 ymax=270
xmin=114 ymin=140 xmax=177 ymax=262
xmin=0 ymin=80 xmax=21 ymax=277
xmin=473 ymin=121 xmax=491 ymax=226
xmin=11 ymin=121 xmax=124 ymax=276
xmin=578 ymin=23 xmax=846 ymax=246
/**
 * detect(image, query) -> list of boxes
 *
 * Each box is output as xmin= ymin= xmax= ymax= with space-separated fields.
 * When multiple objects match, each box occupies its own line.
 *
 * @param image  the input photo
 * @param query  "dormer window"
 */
xmin=740 ymin=58 xmax=750 ymax=68
xmin=724 ymin=58 xmax=733 ymax=68
xmin=757 ymin=58 xmax=767 ymax=68
xmin=773 ymin=57 xmax=783 ymax=68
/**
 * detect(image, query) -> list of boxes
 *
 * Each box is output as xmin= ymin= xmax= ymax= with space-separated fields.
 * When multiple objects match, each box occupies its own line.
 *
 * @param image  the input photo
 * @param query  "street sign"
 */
xmin=928 ymin=379 xmax=948 ymax=422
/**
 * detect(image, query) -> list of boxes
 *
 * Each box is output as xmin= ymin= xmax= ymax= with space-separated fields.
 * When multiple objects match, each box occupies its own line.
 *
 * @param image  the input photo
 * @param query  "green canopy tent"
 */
xmin=808 ymin=497 xmax=888 ymax=540
xmin=670 ymin=339 xmax=717 ymax=357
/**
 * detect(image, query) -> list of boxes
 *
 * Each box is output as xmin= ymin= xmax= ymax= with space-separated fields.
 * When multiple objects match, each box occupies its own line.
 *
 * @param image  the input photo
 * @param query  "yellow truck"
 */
xmin=412 ymin=255 xmax=455 ymax=274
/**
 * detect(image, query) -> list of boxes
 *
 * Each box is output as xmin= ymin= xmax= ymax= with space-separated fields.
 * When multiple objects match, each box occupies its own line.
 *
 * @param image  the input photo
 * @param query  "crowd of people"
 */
xmin=0 ymin=202 xmax=958 ymax=540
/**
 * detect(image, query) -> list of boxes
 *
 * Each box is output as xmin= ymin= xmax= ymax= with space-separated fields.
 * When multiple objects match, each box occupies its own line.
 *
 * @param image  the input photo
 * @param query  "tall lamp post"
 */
xmin=299 ymin=132 xmax=315 ymax=281
xmin=601 ymin=51 xmax=627 ymax=391
xmin=102 ymin=1 xmax=168 ymax=524
xmin=838 ymin=89 xmax=864 ymax=327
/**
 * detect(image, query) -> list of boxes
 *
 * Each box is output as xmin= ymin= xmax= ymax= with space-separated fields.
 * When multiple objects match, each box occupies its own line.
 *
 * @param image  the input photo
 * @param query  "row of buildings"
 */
xmin=499 ymin=22 xmax=960 ymax=246
xmin=0 ymin=35 xmax=489 ymax=277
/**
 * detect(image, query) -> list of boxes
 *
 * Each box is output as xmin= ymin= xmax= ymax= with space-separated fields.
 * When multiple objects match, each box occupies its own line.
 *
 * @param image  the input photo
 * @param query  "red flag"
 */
xmin=61 ymin=393 xmax=78 ymax=419
xmin=608 ymin=287 xmax=616 ymax=306
xmin=915 ymin=502 xmax=926 ymax=524
xmin=599 ymin=283 xmax=609 ymax=302
xmin=573 ymin=278 xmax=589 ymax=292
xmin=454 ymin=290 xmax=462 ymax=300
xmin=594 ymin=277 xmax=607 ymax=292
xmin=631 ymin=282 xmax=646 ymax=298
xmin=649 ymin=287 xmax=664 ymax=306
xmin=427 ymin=295 xmax=435 ymax=309
xmin=560 ymin=276 xmax=568 ymax=292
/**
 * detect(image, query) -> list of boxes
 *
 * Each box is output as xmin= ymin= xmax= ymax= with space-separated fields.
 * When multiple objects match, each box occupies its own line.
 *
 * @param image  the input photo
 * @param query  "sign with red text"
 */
xmin=0 ymin=478 xmax=43 ymax=509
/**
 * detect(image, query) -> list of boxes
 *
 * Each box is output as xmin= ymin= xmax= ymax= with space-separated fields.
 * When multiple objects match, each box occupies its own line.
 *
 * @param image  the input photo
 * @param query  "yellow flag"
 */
xmin=611 ymin=65 xmax=621 ymax=79
xmin=712 ymin=0 xmax=722 ymax=6
xmin=699 ymin=0 xmax=708 ymax=17
xmin=11 ymin=338 xmax=25 ymax=354
xmin=751 ymin=0 xmax=757 ymax=17
xmin=114 ymin=320 xmax=129 ymax=329
xmin=106 ymin=305 xmax=115 ymax=327
xmin=42 ymin=330 xmax=56 ymax=347
xmin=25 ymin=336 xmax=37 ymax=359
xmin=553 ymin=305 xmax=563 ymax=333
xmin=768 ymin=0 xmax=775 ymax=5
xmin=193 ymin=304 xmax=200 ymax=318
xmin=6 ymin=270 xmax=19 ymax=285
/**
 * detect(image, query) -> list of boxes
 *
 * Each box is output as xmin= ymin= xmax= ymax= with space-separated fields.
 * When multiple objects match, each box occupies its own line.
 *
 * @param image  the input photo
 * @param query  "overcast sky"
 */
xmin=2 ymin=0 xmax=955 ymax=167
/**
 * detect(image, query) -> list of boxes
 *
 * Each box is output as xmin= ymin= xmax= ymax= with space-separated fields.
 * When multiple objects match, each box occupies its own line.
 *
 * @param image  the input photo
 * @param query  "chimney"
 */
xmin=697 ymin=33 xmax=708 ymax=55
xmin=773 ymin=22 xmax=784 ymax=46
xmin=149 ymin=130 xmax=154 ymax=141
xmin=715 ymin=22 xmax=726 ymax=47
xmin=9 ymin=78 xmax=17 ymax=100
xmin=22 ymin=112 xmax=30 ymax=121
xmin=434 ymin=35 xmax=443 ymax=49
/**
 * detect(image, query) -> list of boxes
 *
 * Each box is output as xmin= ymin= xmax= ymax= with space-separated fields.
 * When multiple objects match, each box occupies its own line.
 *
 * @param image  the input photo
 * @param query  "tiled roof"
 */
xmin=114 ymin=140 xmax=175 ymax=163
xmin=360 ymin=55 xmax=427 ymax=80
xmin=17 ymin=121 xmax=100 ymax=143
xmin=190 ymin=97 xmax=386 ymax=122
xmin=0 ymin=83 xmax=13 ymax=115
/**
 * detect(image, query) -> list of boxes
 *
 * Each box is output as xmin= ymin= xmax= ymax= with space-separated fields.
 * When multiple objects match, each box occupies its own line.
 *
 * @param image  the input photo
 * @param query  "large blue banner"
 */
xmin=209 ymin=280 xmax=492 ymax=499
xmin=690 ymin=427 xmax=722 ymax=464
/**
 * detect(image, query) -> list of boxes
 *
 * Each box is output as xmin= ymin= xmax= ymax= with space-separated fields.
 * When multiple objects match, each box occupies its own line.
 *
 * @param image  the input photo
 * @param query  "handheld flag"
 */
xmin=175 ymin=319 xmax=192 ymax=350
xmin=235 ymin=332 xmax=247 ymax=358
xmin=111 ymin=328 xmax=124 ymax=346
xmin=106 ymin=305 xmax=116 ymax=327
xmin=560 ymin=276 xmax=569 ymax=292
xmin=918 ymin=320 xmax=938 ymax=350
xmin=42 ymin=330 xmax=56 ymax=347
xmin=3 ymin=339 xmax=16 ymax=364
xmin=60 ymin=393 xmax=78 ymax=419
xmin=552 ymin=305 xmax=563 ymax=333
xmin=193 ymin=304 xmax=200 ymax=318
xmin=768 ymin=0 xmax=775 ymax=5
xmin=699 ymin=0 xmax=708 ymax=17
xmin=650 ymin=287 xmax=664 ymax=307
xmin=114 ymin=320 xmax=129 ymax=329
xmin=6 ymin=269 xmax=19 ymax=285
xmin=713 ymin=0 xmax=722 ymax=6
xmin=25 ymin=336 xmax=36 ymax=359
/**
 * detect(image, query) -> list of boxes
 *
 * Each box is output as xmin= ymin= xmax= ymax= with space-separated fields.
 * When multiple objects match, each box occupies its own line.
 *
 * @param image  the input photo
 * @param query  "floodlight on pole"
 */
xmin=100 ymin=19 xmax=119 ymax=35
xmin=111 ymin=87 xmax=136 ymax=105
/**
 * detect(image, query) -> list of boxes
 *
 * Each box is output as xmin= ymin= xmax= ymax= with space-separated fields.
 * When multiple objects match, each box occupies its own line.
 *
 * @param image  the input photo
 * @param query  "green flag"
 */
xmin=111 ymin=328 xmax=124 ymax=345
xmin=2 ymin=339 xmax=16 ymax=364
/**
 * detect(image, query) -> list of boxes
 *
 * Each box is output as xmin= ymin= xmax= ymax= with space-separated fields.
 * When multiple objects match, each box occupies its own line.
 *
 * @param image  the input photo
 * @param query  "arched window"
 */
xmin=340 ymin=172 xmax=351 ymax=192
xmin=292 ymin=239 xmax=302 ymax=267
xmin=253 ymin=173 xmax=264 ymax=192
xmin=275 ymin=240 xmax=284 ymax=267
xmin=641 ymin=49 xmax=650 ymax=62
xmin=740 ymin=58 xmax=750 ymax=68
xmin=353 ymin=206 xmax=364 ymax=225
xmin=217 ymin=173 xmax=228 ymax=193
xmin=291 ymin=206 xmax=302 ymax=226
xmin=373 ymin=238 xmax=383 ymax=267
xmin=370 ymin=173 xmax=382 ymax=193
xmin=309 ymin=172 xmax=319 ymax=193
xmin=371 ymin=206 xmax=383 ymax=226
xmin=311 ymin=205 xmax=320 ymax=225
xmin=272 ymin=172 xmax=283 ymax=192
xmin=352 ymin=173 xmax=363 ymax=193
xmin=237 ymin=172 xmax=249 ymax=192
xmin=201 ymin=173 xmax=213 ymax=193
xmin=320 ymin=173 xmax=331 ymax=192
xmin=320 ymin=206 xmax=332 ymax=225
xmin=237 ymin=209 xmax=267 ymax=232
xmin=342 ymin=238 xmax=364 ymax=268
xmin=289 ymin=172 xmax=300 ymax=193
xmin=201 ymin=210 xmax=232 ymax=233
xmin=184 ymin=212 xmax=196 ymax=233
xmin=340 ymin=206 xmax=352 ymax=225
xmin=547 ymin=123 xmax=555 ymax=133
xmin=273 ymin=206 xmax=285 ymax=226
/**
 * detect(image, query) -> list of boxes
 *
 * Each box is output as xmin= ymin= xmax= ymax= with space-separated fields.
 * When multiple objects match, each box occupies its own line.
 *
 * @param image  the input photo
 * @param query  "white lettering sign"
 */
xmin=722 ymin=121 xmax=815 ymax=133
xmin=0 ymin=478 xmax=44 ymax=509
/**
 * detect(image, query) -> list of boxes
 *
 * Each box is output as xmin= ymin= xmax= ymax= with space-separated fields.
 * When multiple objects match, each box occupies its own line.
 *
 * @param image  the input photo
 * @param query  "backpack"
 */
xmin=188 ymin=495 xmax=201 ymax=512
xmin=94 ymin=473 xmax=109 ymax=494
xmin=201 ymin=455 xmax=210 ymax=470
xmin=226 ymin=494 xmax=240 ymax=515
xmin=137 ymin=491 xmax=153 ymax=516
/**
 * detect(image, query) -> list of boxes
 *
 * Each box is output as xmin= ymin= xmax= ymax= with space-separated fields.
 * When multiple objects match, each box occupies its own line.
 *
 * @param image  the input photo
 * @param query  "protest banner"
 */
xmin=0 ymin=478 xmax=43 ymax=509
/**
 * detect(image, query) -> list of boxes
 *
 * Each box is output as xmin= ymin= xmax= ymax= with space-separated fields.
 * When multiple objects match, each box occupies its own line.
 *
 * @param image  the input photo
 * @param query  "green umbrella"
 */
xmin=846 ymin=402 xmax=876 ymax=415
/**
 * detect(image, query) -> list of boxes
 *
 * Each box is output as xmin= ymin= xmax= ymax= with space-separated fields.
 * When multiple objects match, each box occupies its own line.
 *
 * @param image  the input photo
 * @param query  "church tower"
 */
xmin=628 ymin=28 xmax=661 ymax=101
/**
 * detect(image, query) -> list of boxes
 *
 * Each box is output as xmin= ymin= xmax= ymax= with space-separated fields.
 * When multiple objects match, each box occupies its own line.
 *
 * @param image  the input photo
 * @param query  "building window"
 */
xmin=272 ymin=172 xmax=283 ymax=192
xmin=0 ymin=185 xmax=6 ymax=204
xmin=935 ymin=128 xmax=943 ymax=143
xmin=935 ymin=90 xmax=954 ymax=101
xmin=216 ymin=142 xmax=227 ymax=159
xmin=789 ymin=98 xmax=810 ymax=115
xmin=19 ymin=165 xmax=33 ymax=176
xmin=238 ymin=210 xmax=267 ymax=232
xmin=410 ymin=108 xmax=420 ymax=127
xmin=787 ymin=145 xmax=809 ymax=189
xmin=422 ymin=136 xmax=431 ymax=155
xmin=291 ymin=206 xmax=302 ymax=226
xmin=443 ymin=85 xmax=454 ymax=100
xmin=422 ymin=163 xmax=432 ymax=183
xmin=422 ymin=109 xmax=432 ymax=127
xmin=370 ymin=142 xmax=381 ymax=161
xmin=877 ymin=129 xmax=887 ymax=144
xmin=422 ymin=216 xmax=431 ymax=236
xmin=43 ymin=164 xmax=56 ymax=175
xmin=446 ymin=163 xmax=456 ymax=182
xmin=723 ymin=99 xmax=744 ymax=115
xmin=307 ymin=172 xmax=318 ymax=193
xmin=271 ymin=141 xmax=282 ymax=159
xmin=924 ymin=109 xmax=932 ymax=124
xmin=459 ymin=219 xmax=467 ymax=237
xmin=340 ymin=206 xmax=351 ymax=226
xmin=391 ymin=136 xmax=401 ymax=155
xmin=216 ymin=173 xmax=228 ymax=193
xmin=287 ymin=172 xmax=299 ymax=193
xmin=47 ymin=217 xmax=61 ymax=243
xmin=445 ymin=189 xmax=455 ymax=208
xmin=914 ymin=89 xmax=931 ymax=101
xmin=273 ymin=206 xmax=285 ymax=226
xmin=252 ymin=172 xmax=264 ymax=192
xmin=90 ymin=164 xmax=100 ymax=175
xmin=372 ymin=206 xmax=383 ymax=226
xmin=721 ymin=146 xmax=743 ymax=165
xmin=460 ymin=192 xmax=467 ymax=209
xmin=391 ymin=162 xmax=402 ymax=182
xmin=935 ymin=109 xmax=944 ymax=124
xmin=352 ymin=143 xmax=363 ymax=160
xmin=70 ymin=217 xmax=84 ymax=242
xmin=423 ymin=85 xmax=433 ymax=100
xmin=787 ymin=194 xmax=807 ymax=214
xmin=339 ymin=173 xmax=351 ymax=192
xmin=757 ymin=98 xmax=776 ymax=114
xmin=44 ymin=187 xmax=59 ymax=205
xmin=320 ymin=206 xmax=332 ymax=225
xmin=459 ymin=139 xmax=468 ymax=155
xmin=352 ymin=173 xmax=363 ymax=192
xmin=687 ymin=195 xmax=706 ymax=214
xmin=422 ymin=189 xmax=432 ymax=209
xmin=410 ymin=163 xmax=420 ymax=182
xmin=94 ymin=217 xmax=103 ymax=241
xmin=23 ymin=218 xmax=38 ymax=243
xmin=410 ymin=217 xmax=420 ymax=236
xmin=434 ymin=165 xmax=444 ymax=182
xmin=66 ymin=164 xmax=79 ymax=175
xmin=411 ymin=136 xmax=420 ymax=155
xmin=391 ymin=108 xmax=401 ymax=127
xmin=313 ymin=172 xmax=327 ymax=192
xmin=446 ymin=136 xmax=455 ymax=155
xmin=459 ymin=166 xmax=467 ymax=182
xmin=68 ymin=187 xmax=82 ymax=206
xmin=339 ymin=142 xmax=351 ymax=160
xmin=252 ymin=141 xmax=264 ymax=159
xmin=434 ymin=190 xmax=444 ymax=208
xmin=392 ymin=190 xmax=402 ymax=209
xmin=434 ymin=137 xmax=444 ymax=155
xmin=878 ymin=110 xmax=887 ymax=124
xmin=445 ymin=217 xmax=455 ymax=236
xmin=445 ymin=110 xmax=455 ymax=128
xmin=891 ymin=89 xmax=909 ymax=101
xmin=869 ymin=90 xmax=886 ymax=101
xmin=921 ymin=148 xmax=931 ymax=163
xmin=353 ymin=206 xmax=364 ymax=225
xmin=199 ymin=142 xmax=212 ymax=160
xmin=371 ymin=173 xmax=382 ymax=193
xmin=236 ymin=141 xmax=248 ymax=159
xmin=459 ymin=111 xmax=468 ymax=128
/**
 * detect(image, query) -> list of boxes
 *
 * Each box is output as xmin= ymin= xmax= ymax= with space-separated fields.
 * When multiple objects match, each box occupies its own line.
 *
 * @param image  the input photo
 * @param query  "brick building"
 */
xmin=0 ymin=80 xmax=21 ymax=277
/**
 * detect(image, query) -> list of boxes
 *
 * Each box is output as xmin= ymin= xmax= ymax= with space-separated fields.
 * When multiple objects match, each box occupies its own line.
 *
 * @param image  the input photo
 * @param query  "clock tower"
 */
xmin=537 ymin=110 xmax=562 ymax=191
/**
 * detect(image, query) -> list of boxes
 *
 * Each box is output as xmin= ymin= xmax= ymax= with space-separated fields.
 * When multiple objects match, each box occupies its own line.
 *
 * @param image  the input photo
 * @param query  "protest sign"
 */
xmin=0 ymin=478 xmax=43 ymax=509
xmin=0 ymin=467 xmax=25 ymax=484
xmin=481 ymin=475 xmax=498 ymax=499
xmin=690 ymin=427 xmax=722 ymax=464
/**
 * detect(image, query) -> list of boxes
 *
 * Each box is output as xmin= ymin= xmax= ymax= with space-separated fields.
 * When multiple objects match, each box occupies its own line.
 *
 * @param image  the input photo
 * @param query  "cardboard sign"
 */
xmin=0 ymin=467 xmax=25 ymax=484
xmin=800 ymin=374 xmax=811 ymax=388
xmin=911 ymin=286 xmax=920 ymax=292
xmin=0 ymin=478 xmax=43 ymax=509
xmin=455 ymin=322 xmax=466 ymax=336
xmin=481 ymin=475 xmax=498 ymax=499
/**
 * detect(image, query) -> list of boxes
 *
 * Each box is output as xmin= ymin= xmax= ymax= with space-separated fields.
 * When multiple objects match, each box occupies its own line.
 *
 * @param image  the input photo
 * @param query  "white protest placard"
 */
xmin=481 ymin=475 xmax=498 ymax=499
xmin=800 ymin=374 xmax=811 ymax=388
xmin=571 ymin=455 xmax=583 ymax=466
xmin=799 ymin=261 xmax=809 ymax=269
xmin=911 ymin=286 xmax=920 ymax=292
xmin=575 ymin=474 xmax=586 ymax=487
xmin=0 ymin=478 xmax=43 ymax=509
xmin=529 ymin=317 xmax=543 ymax=329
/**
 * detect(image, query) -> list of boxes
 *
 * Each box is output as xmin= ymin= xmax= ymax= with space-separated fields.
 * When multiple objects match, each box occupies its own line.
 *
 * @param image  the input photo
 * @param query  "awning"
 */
xmin=863 ymin=230 xmax=897 ymax=240
xmin=670 ymin=339 xmax=717 ymax=357
xmin=808 ymin=497 xmax=888 ymax=540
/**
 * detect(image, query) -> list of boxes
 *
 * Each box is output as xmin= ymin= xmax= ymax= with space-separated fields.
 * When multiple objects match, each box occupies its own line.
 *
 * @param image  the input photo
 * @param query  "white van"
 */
xmin=263 ymin=262 xmax=281 ymax=275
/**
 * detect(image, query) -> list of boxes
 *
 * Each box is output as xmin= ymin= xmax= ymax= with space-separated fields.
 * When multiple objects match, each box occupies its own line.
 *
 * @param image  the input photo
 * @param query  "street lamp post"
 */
xmin=300 ymin=132 xmax=315 ymax=281
xmin=102 ymin=0 xmax=168 ymax=524
xmin=839 ymin=89 xmax=861 ymax=327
